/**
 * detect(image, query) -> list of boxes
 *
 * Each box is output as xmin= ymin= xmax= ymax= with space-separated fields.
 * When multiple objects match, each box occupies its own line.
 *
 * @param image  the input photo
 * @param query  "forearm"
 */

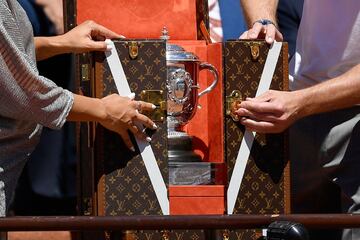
xmin=240 ymin=0 xmax=279 ymax=27
xmin=34 ymin=35 xmax=71 ymax=61
xmin=67 ymin=94 xmax=107 ymax=122
xmin=296 ymin=64 xmax=360 ymax=118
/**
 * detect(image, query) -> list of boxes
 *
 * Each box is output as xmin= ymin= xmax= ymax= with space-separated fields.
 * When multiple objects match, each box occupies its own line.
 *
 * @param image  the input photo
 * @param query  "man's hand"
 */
xmin=235 ymin=90 xmax=304 ymax=133
xmin=239 ymin=0 xmax=281 ymax=44
xmin=240 ymin=21 xmax=283 ymax=44
xmin=99 ymin=94 xmax=157 ymax=151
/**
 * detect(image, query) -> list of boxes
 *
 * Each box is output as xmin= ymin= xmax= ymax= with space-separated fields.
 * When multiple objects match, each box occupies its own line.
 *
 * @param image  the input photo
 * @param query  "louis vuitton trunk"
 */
xmin=224 ymin=40 xmax=291 ymax=240
xmin=77 ymin=39 xmax=168 ymax=240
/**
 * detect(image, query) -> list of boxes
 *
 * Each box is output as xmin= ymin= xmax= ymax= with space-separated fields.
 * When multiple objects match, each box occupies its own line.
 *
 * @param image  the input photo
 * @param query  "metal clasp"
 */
xmin=250 ymin=42 xmax=260 ymax=61
xmin=244 ymin=41 xmax=263 ymax=61
xmin=129 ymin=41 xmax=139 ymax=59
xmin=226 ymin=90 xmax=242 ymax=122
xmin=161 ymin=230 xmax=170 ymax=240
xmin=140 ymin=90 xmax=166 ymax=122
xmin=81 ymin=64 xmax=90 ymax=82
xmin=222 ymin=229 xmax=230 ymax=240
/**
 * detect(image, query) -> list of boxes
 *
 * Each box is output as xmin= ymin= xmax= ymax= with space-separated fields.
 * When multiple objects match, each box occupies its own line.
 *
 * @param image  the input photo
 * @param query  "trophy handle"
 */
xmin=198 ymin=62 xmax=219 ymax=98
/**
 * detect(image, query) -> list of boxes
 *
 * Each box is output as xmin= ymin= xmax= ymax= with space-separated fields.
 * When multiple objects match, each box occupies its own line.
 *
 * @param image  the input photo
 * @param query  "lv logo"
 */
xmin=148 ymin=199 xmax=157 ymax=211
xmin=236 ymin=63 xmax=245 ymax=75
xmin=145 ymin=232 xmax=154 ymax=240
xmin=116 ymin=200 xmax=125 ymax=211
xmin=237 ymin=199 xmax=245 ymax=209
xmin=175 ymin=232 xmax=184 ymax=240
xmin=235 ymin=231 xmax=245 ymax=239
xmin=265 ymin=197 xmax=273 ymax=209
xmin=144 ymin=65 xmax=154 ymax=76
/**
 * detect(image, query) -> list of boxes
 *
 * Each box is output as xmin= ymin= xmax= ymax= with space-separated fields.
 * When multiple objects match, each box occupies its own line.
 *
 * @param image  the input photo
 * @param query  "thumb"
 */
xmin=86 ymin=40 xmax=107 ymax=52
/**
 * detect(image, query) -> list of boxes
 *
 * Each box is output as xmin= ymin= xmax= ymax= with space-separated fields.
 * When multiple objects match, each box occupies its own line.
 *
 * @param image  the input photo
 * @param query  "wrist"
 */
xmin=294 ymin=89 xmax=314 ymax=119
xmin=252 ymin=18 xmax=279 ymax=29
xmin=50 ymin=35 xmax=72 ymax=54
xmin=68 ymin=95 xmax=108 ymax=122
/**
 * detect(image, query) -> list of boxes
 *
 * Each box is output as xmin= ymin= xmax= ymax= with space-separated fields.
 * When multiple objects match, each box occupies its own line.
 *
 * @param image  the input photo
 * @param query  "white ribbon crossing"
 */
xmin=227 ymin=41 xmax=283 ymax=215
xmin=105 ymin=39 xmax=169 ymax=215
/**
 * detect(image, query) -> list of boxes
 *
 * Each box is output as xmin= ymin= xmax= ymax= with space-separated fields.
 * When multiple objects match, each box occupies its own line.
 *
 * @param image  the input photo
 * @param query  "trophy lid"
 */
xmin=161 ymin=27 xmax=199 ymax=62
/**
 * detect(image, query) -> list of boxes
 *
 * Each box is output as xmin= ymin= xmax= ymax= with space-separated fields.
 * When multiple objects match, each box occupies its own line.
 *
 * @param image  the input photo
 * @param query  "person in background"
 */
xmin=0 ymin=0 xmax=156 ymax=220
xmin=10 ymin=0 xmax=77 ymax=216
xmin=238 ymin=0 xmax=360 ymax=239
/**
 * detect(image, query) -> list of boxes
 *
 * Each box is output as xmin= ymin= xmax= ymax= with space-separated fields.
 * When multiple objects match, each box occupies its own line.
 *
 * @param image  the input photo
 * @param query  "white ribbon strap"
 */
xmin=105 ymin=39 xmax=169 ymax=215
xmin=227 ymin=41 xmax=283 ymax=215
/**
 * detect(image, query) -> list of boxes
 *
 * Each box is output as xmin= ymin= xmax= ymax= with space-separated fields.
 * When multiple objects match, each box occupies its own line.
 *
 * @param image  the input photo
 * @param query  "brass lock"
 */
xmin=222 ymin=229 xmax=230 ymax=240
xmin=140 ymin=90 xmax=166 ymax=122
xmin=161 ymin=230 xmax=170 ymax=240
xmin=226 ymin=90 xmax=242 ymax=122
xmin=128 ymin=41 xmax=139 ymax=59
xmin=250 ymin=43 xmax=260 ymax=61
xmin=244 ymin=41 xmax=263 ymax=61
xmin=122 ymin=230 xmax=136 ymax=240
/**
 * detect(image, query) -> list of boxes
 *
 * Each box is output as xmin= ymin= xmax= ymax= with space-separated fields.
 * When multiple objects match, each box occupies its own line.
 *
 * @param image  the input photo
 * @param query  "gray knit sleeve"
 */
xmin=0 ymin=20 xmax=74 ymax=129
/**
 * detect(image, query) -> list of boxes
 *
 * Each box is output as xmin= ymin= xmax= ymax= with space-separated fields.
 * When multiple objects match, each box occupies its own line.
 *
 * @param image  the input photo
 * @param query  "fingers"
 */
xmin=127 ymin=123 xmax=148 ymax=141
xmin=127 ymin=93 xmax=135 ymax=100
xmin=240 ymin=117 xmax=279 ymax=133
xmin=90 ymin=21 xmax=122 ymax=39
xmin=118 ymin=131 xmax=136 ymax=151
xmin=135 ymin=113 xmax=157 ymax=130
xmin=236 ymin=107 xmax=277 ymax=122
xmin=136 ymin=101 xmax=156 ymax=112
xmin=240 ymin=100 xmax=282 ymax=116
xmin=262 ymin=24 xmax=283 ymax=44
xmin=239 ymin=23 xmax=283 ymax=44
xmin=86 ymin=41 xmax=108 ymax=52
xmin=248 ymin=22 xmax=264 ymax=39
xmin=239 ymin=30 xmax=249 ymax=39
xmin=129 ymin=100 xmax=156 ymax=113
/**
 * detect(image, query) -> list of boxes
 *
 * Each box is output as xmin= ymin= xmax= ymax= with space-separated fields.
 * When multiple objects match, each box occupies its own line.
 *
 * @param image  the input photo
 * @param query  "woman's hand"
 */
xmin=68 ymin=93 xmax=157 ymax=151
xmin=35 ymin=20 xmax=123 ymax=60
xmin=99 ymin=94 xmax=157 ymax=151
xmin=58 ymin=20 xmax=123 ymax=53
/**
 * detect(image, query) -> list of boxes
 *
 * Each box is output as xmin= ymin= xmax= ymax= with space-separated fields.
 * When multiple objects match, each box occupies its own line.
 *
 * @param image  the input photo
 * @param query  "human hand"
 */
xmin=99 ymin=94 xmax=157 ymax=151
xmin=235 ymin=90 xmax=303 ymax=133
xmin=239 ymin=20 xmax=283 ymax=44
xmin=59 ymin=20 xmax=123 ymax=53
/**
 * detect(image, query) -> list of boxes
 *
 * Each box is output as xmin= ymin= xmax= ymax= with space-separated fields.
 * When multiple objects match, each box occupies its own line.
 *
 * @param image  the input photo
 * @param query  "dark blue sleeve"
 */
xmin=277 ymin=0 xmax=304 ymax=59
xmin=17 ymin=0 xmax=55 ymax=36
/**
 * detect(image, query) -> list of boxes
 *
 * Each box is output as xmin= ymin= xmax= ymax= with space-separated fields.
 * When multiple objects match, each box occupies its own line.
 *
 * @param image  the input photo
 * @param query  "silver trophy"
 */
xmin=162 ymin=29 xmax=219 ymax=184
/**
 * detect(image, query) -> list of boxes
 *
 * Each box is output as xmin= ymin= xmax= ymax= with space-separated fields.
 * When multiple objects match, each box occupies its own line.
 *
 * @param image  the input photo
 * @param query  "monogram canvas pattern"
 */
xmin=94 ymin=40 xmax=168 ymax=218
xmin=109 ymin=229 xmax=209 ymax=240
xmin=224 ymin=40 xmax=290 ymax=240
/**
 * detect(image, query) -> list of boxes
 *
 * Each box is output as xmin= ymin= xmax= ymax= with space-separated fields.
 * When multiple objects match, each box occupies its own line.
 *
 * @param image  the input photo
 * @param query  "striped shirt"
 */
xmin=0 ymin=0 xmax=73 ymax=215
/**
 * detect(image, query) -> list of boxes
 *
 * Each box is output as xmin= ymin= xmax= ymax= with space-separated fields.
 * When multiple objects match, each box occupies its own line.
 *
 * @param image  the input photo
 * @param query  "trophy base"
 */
xmin=168 ymin=133 xmax=213 ymax=185
xmin=168 ymin=134 xmax=202 ymax=162
xmin=169 ymin=162 xmax=213 ymax=185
